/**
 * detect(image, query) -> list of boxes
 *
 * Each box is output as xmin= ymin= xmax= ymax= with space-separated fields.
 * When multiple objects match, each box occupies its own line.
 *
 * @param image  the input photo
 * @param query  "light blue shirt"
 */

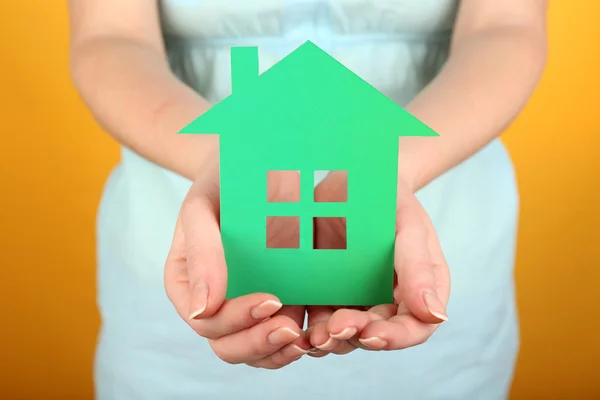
xmin=94 ymin=1 xmax=520 ymax=399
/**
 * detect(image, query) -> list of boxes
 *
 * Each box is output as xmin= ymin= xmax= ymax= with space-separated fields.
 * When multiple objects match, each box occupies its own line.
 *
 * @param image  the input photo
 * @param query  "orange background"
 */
xmin=1 ymin=1 xmax=599 ymax=399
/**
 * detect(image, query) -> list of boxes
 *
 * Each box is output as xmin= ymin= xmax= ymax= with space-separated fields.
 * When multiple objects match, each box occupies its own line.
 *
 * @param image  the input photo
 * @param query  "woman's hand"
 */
xmin=164 ymin=162 xmax=312 ymax=369
xmin=308 ymin=171 xmax=450 ymax=352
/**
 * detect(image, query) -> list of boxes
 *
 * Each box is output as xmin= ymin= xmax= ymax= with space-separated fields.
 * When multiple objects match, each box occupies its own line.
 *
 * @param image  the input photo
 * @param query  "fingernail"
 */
xmin=308 ymin=347 xmax=320 ymax=353
xmin=330 ymin=327 xmax=357 ymax=340
xmin=188 ymin=281 xmax=209 ymax=320
xmin=423 ymin=291 xmax=449 ymax=322
xmin=279 ymin=343 xmax=309 ymax=360
xmin=268 ymin=327 xmax=300 ymax=346
xmin=316 ymin=337 xmax=337 ymax=351
xmin=359 ymin=337 xmax=388 ymax=349
xmin=250 ymin=300 xmax=283 ymax=320
xmin=289 ymin=344 xmax=309 ymax=357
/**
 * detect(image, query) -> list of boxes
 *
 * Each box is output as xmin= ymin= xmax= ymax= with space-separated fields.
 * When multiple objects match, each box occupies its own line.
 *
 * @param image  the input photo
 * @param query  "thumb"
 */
xmin=394 ymin=200 xmax=448 ymax=324
xmin=181 ymin=165 xmax=227 ymax=320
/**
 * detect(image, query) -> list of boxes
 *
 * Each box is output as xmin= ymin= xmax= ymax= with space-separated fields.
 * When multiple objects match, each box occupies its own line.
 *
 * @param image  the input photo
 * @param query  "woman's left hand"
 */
xmin=307 ymin=171 xmax=451 ymax=353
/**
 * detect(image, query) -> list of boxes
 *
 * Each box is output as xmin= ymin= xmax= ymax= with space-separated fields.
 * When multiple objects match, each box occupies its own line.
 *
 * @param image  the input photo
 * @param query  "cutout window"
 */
xmin=313 ymin=217 xmax=347 ymax=250
xmin=267 ymin=170 xmax=300 ymax=202
xmin=314 ymin=170 xmax=347 ymax=202
xmin=266 ymin=216 xmax=299 ymax=248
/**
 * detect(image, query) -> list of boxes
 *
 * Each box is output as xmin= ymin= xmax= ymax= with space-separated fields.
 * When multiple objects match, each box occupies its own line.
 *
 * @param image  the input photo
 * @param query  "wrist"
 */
xmin=398 ymin=99 xmax=448 ymax=193
xmin=397 ymin=138 xmax=426 ymax=193
xmin=188 ymin=136 xmax=219 ymax=181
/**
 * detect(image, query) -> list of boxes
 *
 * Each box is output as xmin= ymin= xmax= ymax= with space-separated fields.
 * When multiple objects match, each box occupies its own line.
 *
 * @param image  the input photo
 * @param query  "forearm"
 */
xmin=70 ymin=37 xmax=217 ymax=180
xmin=399 ymin=24 xmax=547 ymax=191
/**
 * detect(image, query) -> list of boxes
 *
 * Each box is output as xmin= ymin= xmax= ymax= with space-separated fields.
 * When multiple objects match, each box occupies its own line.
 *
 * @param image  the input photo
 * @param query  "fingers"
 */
xmin=325 ymin=305 xmax=393 ymax=349
xmin=166 ymin=250 xmax=286 ymax=338
xmin=358 ymin=315 xmax=437 ymax=351
xmin=180 ymin=172 xmax=227 ymax=320
xmin=188 ymin=294 xmax=284 ymax=339
xmin=209 ymin=315 xmax=303 ymax=365
xmin=274 ymin=305 xmax=306 ymax=328
xmin=327 ymin=305 xmax=395 ymax=335
xmin=394 ymin=191 xmax=448 ymax=324
xmin=325 ymin=329 xmax=358 ymax=356
xmin=306 ymin=306 xmax=364 ymax=356
xmin=307 ymin=306 xmax=338 ymax=354
xmin=164 ymin=215 xmax=195 ymax=320
xmin=306 ymin=306 xmax=358 ymax=356
xmin=248 ymin=306 xmax=311 ymax=369
xmin=249 ymin=337 xmax=312 ymax=369
xmin=325 ymin=305 xmax=438 ymax=351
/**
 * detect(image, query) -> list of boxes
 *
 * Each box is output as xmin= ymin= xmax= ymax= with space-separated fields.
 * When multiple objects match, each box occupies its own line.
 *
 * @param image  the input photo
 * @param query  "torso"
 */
xmin=93 ymin=2 xmax=522 ymax=399
xmin=159 ymin=0 xmax=457 ymax=105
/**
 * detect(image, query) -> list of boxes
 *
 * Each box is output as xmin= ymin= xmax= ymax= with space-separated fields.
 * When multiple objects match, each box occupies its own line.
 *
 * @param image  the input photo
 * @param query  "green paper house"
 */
xmin=180 ymin=40 xmax=437 ymax=306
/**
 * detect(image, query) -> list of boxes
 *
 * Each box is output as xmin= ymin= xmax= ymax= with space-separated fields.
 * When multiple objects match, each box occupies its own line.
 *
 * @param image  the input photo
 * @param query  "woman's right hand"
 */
xmin=164 ymin=160 xmax=312 ymax=369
